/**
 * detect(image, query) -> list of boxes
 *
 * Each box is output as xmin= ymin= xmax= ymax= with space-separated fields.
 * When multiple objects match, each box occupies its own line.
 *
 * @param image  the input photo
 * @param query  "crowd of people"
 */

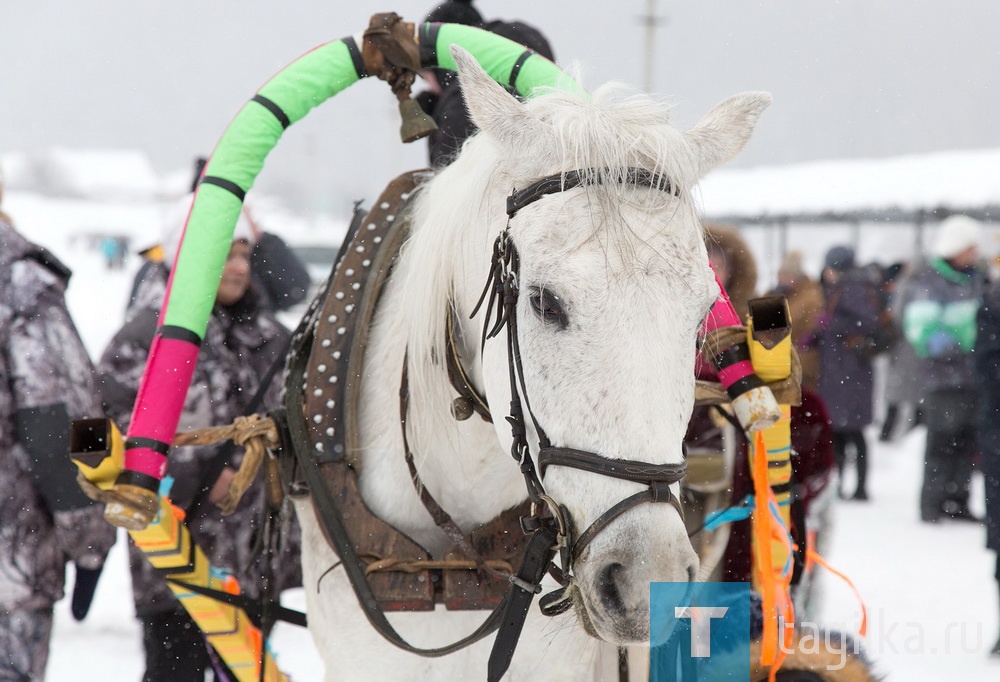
xmin=0 ymin=160 xmax=311 ymax=680
xmin=773 ymin=218 xmax=991 ymax=523
xmin=748 ymin=215 xmax=1000 ymax=655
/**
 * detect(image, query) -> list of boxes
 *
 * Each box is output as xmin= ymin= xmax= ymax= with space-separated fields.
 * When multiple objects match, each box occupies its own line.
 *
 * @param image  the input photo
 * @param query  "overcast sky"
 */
xmin=3 ymin=1 xmax=998 ymax=214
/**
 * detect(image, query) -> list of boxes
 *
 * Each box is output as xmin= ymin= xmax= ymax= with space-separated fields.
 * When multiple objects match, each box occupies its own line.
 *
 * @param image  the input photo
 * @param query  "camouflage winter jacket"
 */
xmin=98 ymin=263 xmax=297 ymax=616
xmin=0 ymin=218 xmax=117 ymax=612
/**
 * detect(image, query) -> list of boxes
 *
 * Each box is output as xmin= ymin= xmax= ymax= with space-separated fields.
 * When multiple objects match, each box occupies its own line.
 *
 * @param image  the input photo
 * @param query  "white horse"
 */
xmin=293 ymin=48 xmax=770 ymax=681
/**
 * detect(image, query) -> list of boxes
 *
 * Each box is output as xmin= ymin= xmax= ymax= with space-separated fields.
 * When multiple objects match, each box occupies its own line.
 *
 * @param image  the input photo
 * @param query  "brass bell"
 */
xmin=398 ymin=97 xmax=438 ymax=143
xmin=451 ymin=396 xmax=474 ymax=421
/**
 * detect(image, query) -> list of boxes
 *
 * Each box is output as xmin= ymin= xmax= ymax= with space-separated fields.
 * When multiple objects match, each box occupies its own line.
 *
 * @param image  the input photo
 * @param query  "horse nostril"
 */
xmin=597 ymin=562 xmax=627 ymax=617
xmin=687 ymin=562 xmax=697 ymax=582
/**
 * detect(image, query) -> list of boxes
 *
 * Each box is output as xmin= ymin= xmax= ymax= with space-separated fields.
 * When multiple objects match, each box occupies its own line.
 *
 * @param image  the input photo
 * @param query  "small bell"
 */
xmin=398 ymin=97 xmax=438 ymax=143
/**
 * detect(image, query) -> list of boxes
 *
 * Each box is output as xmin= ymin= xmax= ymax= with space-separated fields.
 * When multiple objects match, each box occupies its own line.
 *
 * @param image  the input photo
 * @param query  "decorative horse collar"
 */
xmin=282 ymin=170 xmax=537 ymax=663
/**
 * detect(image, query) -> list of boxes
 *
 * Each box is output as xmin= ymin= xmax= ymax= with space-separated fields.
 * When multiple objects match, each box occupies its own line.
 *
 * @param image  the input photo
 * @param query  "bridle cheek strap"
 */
xmin=538 ymin=447 xmax=687 ymax=565
xmin=473 ymin=165 xmax=690 ymax=561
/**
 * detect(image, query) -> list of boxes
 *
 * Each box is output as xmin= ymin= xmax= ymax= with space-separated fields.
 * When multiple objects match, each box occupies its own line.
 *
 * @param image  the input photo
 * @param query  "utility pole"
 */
xmin=639 ymin=0 xmax=667 ymax=92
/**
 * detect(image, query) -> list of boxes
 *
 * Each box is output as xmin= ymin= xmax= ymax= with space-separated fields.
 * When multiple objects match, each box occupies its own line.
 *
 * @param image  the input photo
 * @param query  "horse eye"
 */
xmin=528 ymin=287 xmax=568 ymax=328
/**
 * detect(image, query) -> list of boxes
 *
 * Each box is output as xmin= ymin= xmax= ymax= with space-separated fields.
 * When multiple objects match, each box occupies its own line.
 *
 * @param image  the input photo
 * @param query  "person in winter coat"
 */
xmin=416 ymin=0 xmax=556 ymax=167
xmin=98 ymin=204 xmax=297 ymax=681
xmin=817 ymin=245 xmax=882 ymax=501
xmin=695 ymin=228 xmax=878 ymax=678
xmin=896 ymin=215 xmax=985 ymax=523
xmin=699 ymin=226 xmax=836 ymax=607
xmin=879 ymin=262 xmax=923 ymax=441
xmin=0 ymin=202 xmax=117 ymax=679
xmin=975 ymin=277 xmax=1000 ymax=656
xmin=128 ymin=192 xmax=311 ymax=314
xmin=768 ymin=250 xmax=824 ymax=391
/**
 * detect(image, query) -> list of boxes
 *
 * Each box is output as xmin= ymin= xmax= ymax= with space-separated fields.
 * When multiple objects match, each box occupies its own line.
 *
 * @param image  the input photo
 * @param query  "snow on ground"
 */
xmin=818 ymin=425 xmax=998 ymax=681
xmin=48 ymin=543 xmax=322 ymax=682
xmin=5 ymin=190 xmax=999 ymax=680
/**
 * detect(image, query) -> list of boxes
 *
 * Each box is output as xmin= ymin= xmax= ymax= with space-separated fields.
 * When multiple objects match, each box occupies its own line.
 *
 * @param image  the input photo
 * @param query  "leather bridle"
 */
xmin=283 ymin=167 xmax=695 ymax=680
xmin=468 ymin=167 xmax=690 ymax=596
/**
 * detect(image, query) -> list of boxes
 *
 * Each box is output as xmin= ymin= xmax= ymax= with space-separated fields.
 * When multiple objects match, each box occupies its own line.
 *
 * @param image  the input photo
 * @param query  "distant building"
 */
xmin=1 ymin=148 xmax=161 ymax=201
xmin=700 ymin=147 xmax=1000 ymax=286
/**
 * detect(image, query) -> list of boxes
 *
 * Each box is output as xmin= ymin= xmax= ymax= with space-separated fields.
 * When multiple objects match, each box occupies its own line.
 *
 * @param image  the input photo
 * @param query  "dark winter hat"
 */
xmin=161 ymin=193 xmax=255 ymax=268
xmin=883 ymin=261 xmax=905 ymax=283
xmin=485 ymin=20 xmax=556 ymax=61
xmin=425 ymin=0 xmax=484 ymax=26
xmin=823 ymin=245 xmax=855 ymax=272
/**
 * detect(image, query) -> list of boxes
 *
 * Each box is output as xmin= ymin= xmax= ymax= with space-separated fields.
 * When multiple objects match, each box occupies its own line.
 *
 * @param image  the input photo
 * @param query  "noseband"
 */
xmin=471 ymin=167 xmax=689 ymax=587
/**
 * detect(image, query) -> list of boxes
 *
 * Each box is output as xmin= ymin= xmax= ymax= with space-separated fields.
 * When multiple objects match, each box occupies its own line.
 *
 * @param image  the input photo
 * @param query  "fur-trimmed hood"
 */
xmin=705 ymin=222 xmax=758 ymax=321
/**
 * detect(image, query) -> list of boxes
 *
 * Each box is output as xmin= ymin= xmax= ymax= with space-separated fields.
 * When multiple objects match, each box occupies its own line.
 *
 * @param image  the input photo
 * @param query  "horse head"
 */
xmin=428 ymin=48 xmax=772 ymax=644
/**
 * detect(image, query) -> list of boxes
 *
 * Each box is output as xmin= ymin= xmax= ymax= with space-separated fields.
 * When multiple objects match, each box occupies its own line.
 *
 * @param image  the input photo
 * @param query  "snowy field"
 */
xmin=4 ymin=189 xmax=999 ymax=680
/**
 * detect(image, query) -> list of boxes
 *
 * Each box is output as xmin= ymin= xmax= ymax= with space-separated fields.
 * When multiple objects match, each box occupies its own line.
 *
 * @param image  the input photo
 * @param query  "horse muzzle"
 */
xmin=569 ymin=503 xmax=699 ymax=644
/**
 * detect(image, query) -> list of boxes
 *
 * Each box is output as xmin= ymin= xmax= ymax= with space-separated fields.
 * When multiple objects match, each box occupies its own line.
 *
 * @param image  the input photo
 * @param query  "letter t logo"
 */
xmin=674 ymin=606 xmax=729 ymax=657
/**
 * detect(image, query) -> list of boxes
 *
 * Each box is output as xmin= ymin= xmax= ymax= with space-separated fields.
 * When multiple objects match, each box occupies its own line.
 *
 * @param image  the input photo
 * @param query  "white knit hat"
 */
xmin=931 ymin=215 xmax=982 ymax=259
xmin=161 ymin=193 xmax=255 ymax=268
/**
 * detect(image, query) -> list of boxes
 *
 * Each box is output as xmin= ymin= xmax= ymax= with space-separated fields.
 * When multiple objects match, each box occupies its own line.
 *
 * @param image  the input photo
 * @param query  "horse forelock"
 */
xmin=513 ymin=83 xmax=707 ymax=268
xmin=524 ymin=83 xmax=697 ymax=187
xmin=515 ymin=85 xmax=710 ymax=291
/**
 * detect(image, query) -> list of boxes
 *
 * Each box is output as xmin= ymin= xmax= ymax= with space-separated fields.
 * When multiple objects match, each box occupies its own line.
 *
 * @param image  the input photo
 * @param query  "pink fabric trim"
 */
xmin=717 ymin=359 xmax=755 ymax=388
xmin=125 ymin=449 xmax=169 ymax=479
xmin=696 ymin=266 xmax=744 ymax=379
xmin=123 ymin=335 xmax=199 ymax=478
xmin=702 ymin=269 xmax=742 ymax=333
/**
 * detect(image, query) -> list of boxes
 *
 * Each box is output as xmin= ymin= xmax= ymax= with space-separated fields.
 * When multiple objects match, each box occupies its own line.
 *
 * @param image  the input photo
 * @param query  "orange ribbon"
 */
xmin=750 ymin=433 xmax=795 ymax=680
xmin=806 ymin=547 xmax=868 ymax=638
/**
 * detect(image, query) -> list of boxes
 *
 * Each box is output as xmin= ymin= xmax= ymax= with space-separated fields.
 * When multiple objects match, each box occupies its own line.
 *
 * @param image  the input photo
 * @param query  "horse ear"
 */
xmin=450 ymin=46 xmax=539 ymax=148
xmin=684 ymin=92 xmax=772 ymax=178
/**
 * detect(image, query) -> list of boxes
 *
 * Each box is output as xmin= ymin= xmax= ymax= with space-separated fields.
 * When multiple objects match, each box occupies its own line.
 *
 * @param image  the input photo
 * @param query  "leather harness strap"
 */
xmin=537 ymin=447 xmax=688 ymax=484
xmin=445 ymin=305 xmax=492 ymax=422
xmin=538 ymin=447 xmax=687 ymax=563
xmin=399 ymin=360 xmax=504 ymax=578
xmin=486 ymin=522 xmax=560 ymax=682
xmin=282 ymin=171 xmax=526 ymax=656
xmin=506 ymin=167 xmax=678 ymax=218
